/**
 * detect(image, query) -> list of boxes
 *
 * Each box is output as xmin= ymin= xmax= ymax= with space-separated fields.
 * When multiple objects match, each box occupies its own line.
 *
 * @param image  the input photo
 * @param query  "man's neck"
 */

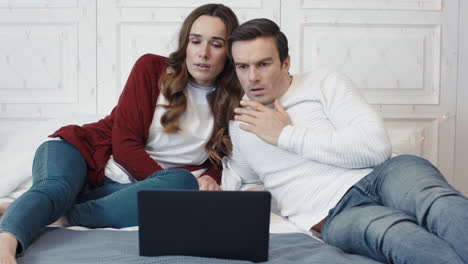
xmin=276 ymin=74 xmax=293 ymax=100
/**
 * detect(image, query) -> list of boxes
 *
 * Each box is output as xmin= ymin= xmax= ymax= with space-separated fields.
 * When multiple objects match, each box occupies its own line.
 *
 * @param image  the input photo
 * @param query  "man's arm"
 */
xmin=221 ymin=124 xmax=264 ymax=191
xmin=235 ymin=72 xmax=392 ymax=169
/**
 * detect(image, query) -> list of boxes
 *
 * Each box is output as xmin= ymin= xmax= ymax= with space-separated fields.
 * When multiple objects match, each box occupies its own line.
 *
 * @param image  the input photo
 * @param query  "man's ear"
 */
xmin=282 ymin=55 xmax=291 ymax=72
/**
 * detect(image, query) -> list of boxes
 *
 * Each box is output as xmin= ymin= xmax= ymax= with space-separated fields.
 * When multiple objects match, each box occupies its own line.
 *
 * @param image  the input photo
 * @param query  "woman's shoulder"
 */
xmin=132 ymin=54 xmax=168 ymax=73
xmin=135 ymin=53 xmax=167 ymax=65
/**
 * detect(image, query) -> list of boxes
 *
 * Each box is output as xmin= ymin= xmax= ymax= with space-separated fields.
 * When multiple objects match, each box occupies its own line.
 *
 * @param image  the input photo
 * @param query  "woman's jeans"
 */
xmin=321 ymin=155 xmax=468 ymax=264
xmin=0 ymin=140 xmax=199 ymax=252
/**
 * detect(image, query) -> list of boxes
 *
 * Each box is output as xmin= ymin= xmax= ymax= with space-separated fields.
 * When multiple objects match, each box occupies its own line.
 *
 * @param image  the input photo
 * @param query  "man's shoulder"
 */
xmin=294 ymin=70 xmax=354 ymax=96
xmin=228 ymin=119 xmax=258 ymax=144
xmin=228 ymin=120 xmax=241 ymax=138
xmin=288 ymin=70 xmax=334 ymax=95
xmin=297 ymin=70 xmax=349 ymax=84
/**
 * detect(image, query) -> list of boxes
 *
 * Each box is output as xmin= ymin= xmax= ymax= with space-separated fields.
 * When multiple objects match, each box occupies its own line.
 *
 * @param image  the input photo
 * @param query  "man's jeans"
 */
xmin=0 ymin=140 xmax=199 ymax=252
xmin=322 ymin=155 xmax=468 ymax=264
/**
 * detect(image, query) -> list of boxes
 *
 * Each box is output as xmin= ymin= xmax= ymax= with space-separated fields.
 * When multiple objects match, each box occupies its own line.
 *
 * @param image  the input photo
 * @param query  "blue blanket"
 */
xmin=18 ymin=228 xmax=382 ymax=264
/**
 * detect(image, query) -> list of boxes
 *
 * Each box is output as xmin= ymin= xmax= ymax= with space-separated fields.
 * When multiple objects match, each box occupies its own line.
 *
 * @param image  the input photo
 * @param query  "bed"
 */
xmin=0 ymin=116 xmax=382 ymax=264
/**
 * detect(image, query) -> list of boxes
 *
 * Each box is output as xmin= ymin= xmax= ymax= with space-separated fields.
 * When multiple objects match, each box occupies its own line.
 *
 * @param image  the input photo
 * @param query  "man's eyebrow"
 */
xmin=235 ymin=57 xmax=274 ymax=66
xmin=257 ymin=57 xmax=273 ymax=63
xmin=234 ymin=62 xmax=247 ymax=66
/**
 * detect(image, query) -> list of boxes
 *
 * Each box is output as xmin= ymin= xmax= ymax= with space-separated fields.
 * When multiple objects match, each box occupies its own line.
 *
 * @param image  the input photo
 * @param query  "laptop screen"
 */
xmin=138 ymin=190 xmax=271 ymax=262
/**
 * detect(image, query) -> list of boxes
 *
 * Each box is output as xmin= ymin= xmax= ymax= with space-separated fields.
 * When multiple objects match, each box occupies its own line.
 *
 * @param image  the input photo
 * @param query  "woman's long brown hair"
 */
xmin=158 ymin=4 xmax=242 ymax=166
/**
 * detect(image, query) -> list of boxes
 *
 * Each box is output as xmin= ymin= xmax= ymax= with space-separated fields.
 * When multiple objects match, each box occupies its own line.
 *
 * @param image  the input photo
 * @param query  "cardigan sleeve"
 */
xmin=111 ymin=54 xmax=168 ymax=181
xmin=201 ymin=165 xmax=222 ymax=184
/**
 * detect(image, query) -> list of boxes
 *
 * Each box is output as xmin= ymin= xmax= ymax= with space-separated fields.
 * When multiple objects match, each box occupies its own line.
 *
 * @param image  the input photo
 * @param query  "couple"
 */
xmin=1 ymin=3 xmax=467 ymax=264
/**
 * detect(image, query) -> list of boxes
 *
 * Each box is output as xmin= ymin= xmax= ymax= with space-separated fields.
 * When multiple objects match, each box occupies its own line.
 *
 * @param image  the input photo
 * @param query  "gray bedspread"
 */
xmin=18 ymin=227 xmax=382 ymax=264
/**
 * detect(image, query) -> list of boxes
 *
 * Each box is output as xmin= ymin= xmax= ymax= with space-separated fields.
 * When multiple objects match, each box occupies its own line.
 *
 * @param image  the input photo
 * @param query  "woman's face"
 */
xmin=186 ymin=15 xmax=228 ymax=86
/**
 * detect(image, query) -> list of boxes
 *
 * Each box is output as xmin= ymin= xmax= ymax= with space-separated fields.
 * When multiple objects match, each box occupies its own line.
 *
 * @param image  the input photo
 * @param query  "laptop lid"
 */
xmin=138 ymin=190 xmax=271 ymax=262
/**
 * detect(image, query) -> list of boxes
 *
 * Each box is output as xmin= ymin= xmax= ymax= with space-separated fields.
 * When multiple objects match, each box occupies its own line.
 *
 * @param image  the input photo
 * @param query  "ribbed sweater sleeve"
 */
xmin=229 ymin=127 xmax=264 ymax=190
xmin=277 ymin=72 xmax=392 ymax=169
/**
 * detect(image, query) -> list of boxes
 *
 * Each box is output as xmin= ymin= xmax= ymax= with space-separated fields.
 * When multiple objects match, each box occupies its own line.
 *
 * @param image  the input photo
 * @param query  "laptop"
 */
xmin=138 ymin=190 xmax=271 ymax=262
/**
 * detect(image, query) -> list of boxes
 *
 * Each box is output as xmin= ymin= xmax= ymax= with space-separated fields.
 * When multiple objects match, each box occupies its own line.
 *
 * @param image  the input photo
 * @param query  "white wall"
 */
xmin=455 ymin=0 xmax=468 ymax=195
xmin=0 ymin=0 xmax=466 ymax=194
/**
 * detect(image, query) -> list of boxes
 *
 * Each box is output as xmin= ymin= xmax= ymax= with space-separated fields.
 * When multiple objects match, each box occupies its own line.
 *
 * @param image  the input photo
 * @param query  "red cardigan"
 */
xmin=49 ymin=54 xmax=221 ymax=186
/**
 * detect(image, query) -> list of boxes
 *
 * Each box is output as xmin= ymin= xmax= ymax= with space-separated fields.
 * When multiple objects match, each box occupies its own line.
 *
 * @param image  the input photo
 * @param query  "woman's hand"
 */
xmin=244 ymin=188 xmax=261 ymax=191
xmin=197 ymin=175 xmax=222 ymax=191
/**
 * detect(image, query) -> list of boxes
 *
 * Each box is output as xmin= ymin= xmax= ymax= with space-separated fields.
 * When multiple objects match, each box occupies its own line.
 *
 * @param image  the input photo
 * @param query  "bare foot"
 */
xmin=0 ymin=203 xmax=11 ymax=217
xmin=0 ymin=232 xmax=18 ymax=264
xmin=49 ymin=216 xmax=70 ymax=227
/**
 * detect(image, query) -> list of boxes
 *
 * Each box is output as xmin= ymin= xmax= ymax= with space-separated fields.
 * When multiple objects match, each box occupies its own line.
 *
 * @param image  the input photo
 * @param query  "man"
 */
xmin=222 ymin=18 xmax=468 ymax=264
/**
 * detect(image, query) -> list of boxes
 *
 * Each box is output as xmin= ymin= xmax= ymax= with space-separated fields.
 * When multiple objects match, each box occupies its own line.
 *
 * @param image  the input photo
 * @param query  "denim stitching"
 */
xmin=0 ymin=199 xmax=28 ymax=251
xmin=39 ymin=142 xmax=49 ymax=186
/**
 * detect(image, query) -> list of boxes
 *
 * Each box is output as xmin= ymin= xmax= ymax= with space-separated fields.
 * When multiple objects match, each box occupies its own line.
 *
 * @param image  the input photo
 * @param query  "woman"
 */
xmin=0 ymin=4 xmax=242 ymax=263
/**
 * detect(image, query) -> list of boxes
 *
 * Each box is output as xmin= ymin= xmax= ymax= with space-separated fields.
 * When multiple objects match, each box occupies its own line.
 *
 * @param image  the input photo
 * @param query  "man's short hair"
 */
xmin=227 ymin=18 xmax=289 ymax=64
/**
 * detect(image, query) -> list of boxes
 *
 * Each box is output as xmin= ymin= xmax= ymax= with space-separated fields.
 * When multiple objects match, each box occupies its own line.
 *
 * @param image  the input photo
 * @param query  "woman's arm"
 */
xmin=111 ymin=54 xmax=168 ymax=181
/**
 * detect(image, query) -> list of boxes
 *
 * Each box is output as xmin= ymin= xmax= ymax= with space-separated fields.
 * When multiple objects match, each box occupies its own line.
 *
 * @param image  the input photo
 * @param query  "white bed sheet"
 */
xmin=51 ymin=212 xmax=321 ymax=241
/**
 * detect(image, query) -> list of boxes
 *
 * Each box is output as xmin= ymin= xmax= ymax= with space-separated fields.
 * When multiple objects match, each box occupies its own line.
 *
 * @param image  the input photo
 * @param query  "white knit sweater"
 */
xmin=222 ymin=71 xmax=392 ymax=232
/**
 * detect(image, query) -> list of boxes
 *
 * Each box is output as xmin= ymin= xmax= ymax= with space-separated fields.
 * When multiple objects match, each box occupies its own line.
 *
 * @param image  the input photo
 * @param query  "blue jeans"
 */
xmin=0 ymin=140 xmax=199 ymax=252
xmin=321 ymin=155 xmax=468 ymax=264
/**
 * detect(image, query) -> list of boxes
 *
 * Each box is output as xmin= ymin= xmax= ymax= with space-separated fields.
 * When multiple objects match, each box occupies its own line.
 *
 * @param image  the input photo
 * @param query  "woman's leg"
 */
xmin=66 ymin=169 xmax=199 ymax=228
xmin=322 ymin=187 xmax=464 ymax=264
xmin=368 ymin=155 xmax=468 ymax=262
xmin=74 ymin=177 xmax=131 ymax=204
xmin=0 ymin=141 xmax=87 ymax=254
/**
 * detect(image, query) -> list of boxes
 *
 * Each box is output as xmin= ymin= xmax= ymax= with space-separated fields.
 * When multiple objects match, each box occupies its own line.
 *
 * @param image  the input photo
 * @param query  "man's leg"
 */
xmin=0 ymin=141 xmax=87 ymax=253
xmin=370 ymin=155 xmax=468 ymax=262
xmin=66 ymin=169 xmax=199 ymax=228
xmin=321 ymin=187 xmax=464 ymax=264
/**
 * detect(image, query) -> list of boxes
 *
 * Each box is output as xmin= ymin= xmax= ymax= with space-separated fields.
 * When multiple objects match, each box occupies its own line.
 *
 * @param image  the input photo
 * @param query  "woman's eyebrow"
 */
xmin=211 ymin=36 xmax=226 ymax=42
xmin=189 ymin=33 xmax=225 ymax=42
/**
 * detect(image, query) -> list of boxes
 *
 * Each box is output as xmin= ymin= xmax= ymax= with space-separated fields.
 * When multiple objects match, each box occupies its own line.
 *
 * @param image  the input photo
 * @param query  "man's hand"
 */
xmin=197 ymin=175 xmax=222 ymax=191
xmin=234 ymin=99 xmax=291 ymax=146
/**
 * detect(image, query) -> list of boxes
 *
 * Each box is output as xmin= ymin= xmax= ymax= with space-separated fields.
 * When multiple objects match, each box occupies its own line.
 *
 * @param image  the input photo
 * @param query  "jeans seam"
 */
xmin=357 ymin=172 xmax=382 ymax=205
xmin=39 ymin=142 xmax=49 ymax=186
xmin=0 ymin=199 xmax=20 ymax=226
xmin=0 ymin=203 xmax=28 ymax=252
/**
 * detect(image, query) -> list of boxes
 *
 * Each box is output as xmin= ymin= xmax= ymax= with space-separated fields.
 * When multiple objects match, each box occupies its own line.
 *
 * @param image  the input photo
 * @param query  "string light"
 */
xmin=419 ymin=136 xmax=425 ymax=144
xmin=437 ymin=113 xmax=455 ymax=122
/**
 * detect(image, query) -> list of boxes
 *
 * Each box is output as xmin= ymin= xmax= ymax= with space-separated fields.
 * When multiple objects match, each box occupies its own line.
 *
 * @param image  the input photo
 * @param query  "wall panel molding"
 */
xmin=300 ymin=22 xmax=441 ymax=104
xmin=383 ymin=117 xmax=439 ymax=166
xmin=117 ymin=0 xmax=263 ymax=8
xmin=0 ymin=23 xmax=77 ymax=103
xmin=0 ymin=0 xmax=96 ymax=117
xmin=0 ymin=0 xmax=78 ymax=9
xmin=300 ymin=0 xmax=442 ymax=11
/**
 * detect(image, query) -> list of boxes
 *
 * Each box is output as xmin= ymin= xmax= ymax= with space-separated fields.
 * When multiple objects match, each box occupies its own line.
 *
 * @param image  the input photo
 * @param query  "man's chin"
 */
xmin=246 ymin=95 xmax=273 ymax=106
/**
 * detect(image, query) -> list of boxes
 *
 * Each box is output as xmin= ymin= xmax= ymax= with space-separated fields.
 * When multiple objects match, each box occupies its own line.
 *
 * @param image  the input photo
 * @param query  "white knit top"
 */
xmin=105 ymin=81 xmax=215 ymax=183
xmin=222 ymin=71 xmax=392 ymax=232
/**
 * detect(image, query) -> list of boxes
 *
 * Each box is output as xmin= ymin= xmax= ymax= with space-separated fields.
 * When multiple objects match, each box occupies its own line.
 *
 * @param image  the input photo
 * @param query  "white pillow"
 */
xmin=0 ymin=114 xmax=104 ymax=198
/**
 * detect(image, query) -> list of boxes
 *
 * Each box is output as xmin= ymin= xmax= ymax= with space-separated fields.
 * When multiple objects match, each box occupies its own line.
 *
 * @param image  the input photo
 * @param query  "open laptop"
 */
xmin=138 ymin=190 xmax=271 ymax=262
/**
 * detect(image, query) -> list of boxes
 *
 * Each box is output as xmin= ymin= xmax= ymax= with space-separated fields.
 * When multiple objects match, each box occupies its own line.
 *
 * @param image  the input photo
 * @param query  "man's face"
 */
xmin=231 ymin=36 xmax=290 ymax=105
